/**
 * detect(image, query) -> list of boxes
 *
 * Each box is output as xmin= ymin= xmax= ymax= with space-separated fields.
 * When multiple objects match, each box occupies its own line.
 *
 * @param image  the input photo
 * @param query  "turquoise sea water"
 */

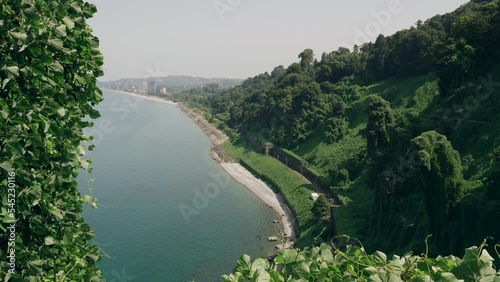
xmin=78 ymin=90 xmax=280 ymax=281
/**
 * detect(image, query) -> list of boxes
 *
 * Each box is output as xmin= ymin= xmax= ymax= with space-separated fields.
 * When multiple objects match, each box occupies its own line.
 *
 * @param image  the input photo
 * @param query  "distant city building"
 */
xmin=147 ymin=81 xmax=156 ymax=94
xmin=140 ymin=82 xmax=148 ymax=93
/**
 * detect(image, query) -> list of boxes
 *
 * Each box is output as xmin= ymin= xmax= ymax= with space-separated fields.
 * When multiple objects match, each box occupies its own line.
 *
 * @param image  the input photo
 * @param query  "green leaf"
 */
xmin=282 ymin=249 xmax=299 ymax=264
xmin=51 ymin=61 xmax=64 ymax=73
xmin=29 ymin=259 xmax=44 ymax=267
xmin=70 ymin=2 xmax=82 ymax=13
xmin=440 ymin=272 xmax=460 ymax=282
xmin=48 ymin=38 xmax=64 ymax=50
xmin=6 ymin=66 xmax=19 ymax=77
xmin=269 ymin=270 xmax=285 ymax=282
xmin=369 ymin=270 xmax=403 ymax=282
xmin=55 ymin=24 xmax=67 ymax=37
xmin=237 ymin=255 xmax=252 ymax=272
xmin=372 ymin=251 xmax=387 ymax=265
xmin=24 ymin=5 xmax=37 ymax=15
xmin=51 ymin=209 xmax=64 ymax=220
xmin=294 ymin=262 xmax=310 ymax=279
xmin=10 ymin=31 xmax=27 ymax=40
xmin=63 ymin=16 xmax=75 ymax=29
xmin=2 ymin=78 xmax=10 ymax=89
xmin=251 ymin=269 xmax=270 ymax=282
xmin=251 ymin=258 xmax=269 ymax=272
xmin=479 ymin=250 xmax=494 ymax=263
xmin=320 ymin=243 xmax=334 ymax=262
xmin=57 ymin=108 xmax=67 ymax=117
xmin=86 ymin=253 xmax=99 ymax=262
xmin=346 ymin=264 xmax=357 ymax=277
xmin=45 ymin=236 xmax=55 ymax=245
xmin=413 ymin=275 xmax=432 ymax=282
xmin=0 ymin=161 xmax=14 ymax=173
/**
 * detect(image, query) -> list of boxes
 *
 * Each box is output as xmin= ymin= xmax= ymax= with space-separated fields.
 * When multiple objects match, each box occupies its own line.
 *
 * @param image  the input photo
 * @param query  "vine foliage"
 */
xmin=224 ymin=238 xmax=500 ymax=282
xmin=0 ymin=0 xmax=103 ymax=280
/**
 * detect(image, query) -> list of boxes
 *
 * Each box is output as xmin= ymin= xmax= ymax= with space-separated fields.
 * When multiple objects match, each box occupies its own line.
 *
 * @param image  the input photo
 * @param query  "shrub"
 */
xmin=324 ymin=117 xmax=349 ymax=143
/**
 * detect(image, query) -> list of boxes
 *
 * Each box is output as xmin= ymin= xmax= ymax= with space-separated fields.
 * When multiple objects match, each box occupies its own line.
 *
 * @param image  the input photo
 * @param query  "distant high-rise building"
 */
xmin=140 ymin=82 xmax=148 ymax=93
xmin=147 ymin=81 xmax=157 ymax=94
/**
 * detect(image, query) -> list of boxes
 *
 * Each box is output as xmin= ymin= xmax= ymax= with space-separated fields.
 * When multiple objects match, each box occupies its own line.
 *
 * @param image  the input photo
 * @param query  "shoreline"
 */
xmin=112 ymin=89 xmax=297 ymax=246
xmin=111 ymin=89 xmax=177 ymax=106
xmin=177 ymin=104 xmax=297 ymax=246
xmin=219 ymin=163 xmax=297 ymax=244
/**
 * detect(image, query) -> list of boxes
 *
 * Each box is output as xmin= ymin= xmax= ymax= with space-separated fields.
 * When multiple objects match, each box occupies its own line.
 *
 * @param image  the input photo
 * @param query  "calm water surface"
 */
xmin=78 ymin=90 xmax=280 ymax=281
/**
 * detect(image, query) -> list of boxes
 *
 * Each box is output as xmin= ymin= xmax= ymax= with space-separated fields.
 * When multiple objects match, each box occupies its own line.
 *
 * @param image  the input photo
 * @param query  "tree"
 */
xmin=299 ymin=48 xmax=315 ymax=76
xmin=312 ymin=195 xmax=330 ymax=220
xmin=299 ymin=49 xmax=314 ymax=69
xmin=0 ymin=1 xmax=103 ymax=280
xmin=369 ymin=35 xmax=390 ymax=80
xmin=366 ymin=95 xmax=395 ymax=159
xmin=324 ymin=117 xmax=349 ymax=143
xmin=412 ymin=131 xmax=466 ymax=244
xmin=487 ymin=147 xmax=500 ymax=198
xmin=271 ymin=65 xmax=286 ymax=78
xmin=434 ymin=38 xmax=476 ymax=95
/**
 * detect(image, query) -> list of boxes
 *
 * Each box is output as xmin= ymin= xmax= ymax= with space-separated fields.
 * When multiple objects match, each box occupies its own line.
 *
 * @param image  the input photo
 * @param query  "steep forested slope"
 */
xmin=177 ymin=0 xmax=500 ymax=257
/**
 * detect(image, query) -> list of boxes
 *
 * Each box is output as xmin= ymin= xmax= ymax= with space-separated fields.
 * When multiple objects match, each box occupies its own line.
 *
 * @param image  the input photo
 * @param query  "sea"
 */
xmin=78 ymin=90 xmax=280 ymax=282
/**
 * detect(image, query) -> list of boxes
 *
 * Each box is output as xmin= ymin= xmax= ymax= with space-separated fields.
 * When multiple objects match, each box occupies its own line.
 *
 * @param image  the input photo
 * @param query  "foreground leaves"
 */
xmin=223 ymin=243 xmax=500 ymax=282
xmin=0 ymin=0 xmax=103 ymax=280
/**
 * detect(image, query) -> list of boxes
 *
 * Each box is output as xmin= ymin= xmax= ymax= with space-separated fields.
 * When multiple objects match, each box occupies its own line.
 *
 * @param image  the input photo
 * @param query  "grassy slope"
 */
xmin=286 ymin=71 xmax=484 ymax=245
xmin=289 ymin=64 xmax=500 ymax=253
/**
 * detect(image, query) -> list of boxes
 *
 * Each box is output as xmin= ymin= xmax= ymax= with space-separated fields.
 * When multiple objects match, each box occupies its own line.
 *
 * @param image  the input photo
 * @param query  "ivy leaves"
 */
xmin=223 ymin=243 xmax=500 ymax=282
xmin=0 ymin=0 xmax=103 ymax=281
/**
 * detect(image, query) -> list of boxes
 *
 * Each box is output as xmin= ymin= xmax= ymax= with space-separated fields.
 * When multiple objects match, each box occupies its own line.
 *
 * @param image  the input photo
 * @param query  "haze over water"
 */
xmin=79 ymin=90 xmax=280 ymax=281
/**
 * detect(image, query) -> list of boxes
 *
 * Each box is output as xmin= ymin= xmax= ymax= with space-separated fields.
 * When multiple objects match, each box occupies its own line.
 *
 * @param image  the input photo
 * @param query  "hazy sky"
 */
xmin=87 ymin=0 xmax=469 ymax=81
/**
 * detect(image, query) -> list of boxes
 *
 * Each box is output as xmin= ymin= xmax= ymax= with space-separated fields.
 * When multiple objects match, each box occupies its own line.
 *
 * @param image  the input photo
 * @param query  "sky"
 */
xmin=87 ymin=0 xmax=469 ymax=81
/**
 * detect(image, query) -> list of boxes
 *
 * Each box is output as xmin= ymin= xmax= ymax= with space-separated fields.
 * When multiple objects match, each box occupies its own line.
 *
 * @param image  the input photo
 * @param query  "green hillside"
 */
xmin=177 ymin=0 xmax=500 ymax=259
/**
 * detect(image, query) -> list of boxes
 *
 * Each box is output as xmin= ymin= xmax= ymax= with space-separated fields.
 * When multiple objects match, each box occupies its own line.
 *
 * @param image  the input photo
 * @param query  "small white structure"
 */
xmin=310 ymin=193 xmax=319 ymax=201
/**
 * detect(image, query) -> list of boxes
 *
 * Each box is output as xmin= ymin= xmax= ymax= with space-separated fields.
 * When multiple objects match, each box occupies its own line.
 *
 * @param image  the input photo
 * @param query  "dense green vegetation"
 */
xmin=179 ymin=0 xmax=500 ymax=261
xmin=0 ymin=0 xmax=103 ymax=280
xmin=224 ymin=239 xmax=500 ymax=281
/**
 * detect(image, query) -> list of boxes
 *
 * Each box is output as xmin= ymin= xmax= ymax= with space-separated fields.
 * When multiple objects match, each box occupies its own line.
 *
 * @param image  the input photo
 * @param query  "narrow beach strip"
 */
xmin=219 ymin=163 xmax=297 ymax=244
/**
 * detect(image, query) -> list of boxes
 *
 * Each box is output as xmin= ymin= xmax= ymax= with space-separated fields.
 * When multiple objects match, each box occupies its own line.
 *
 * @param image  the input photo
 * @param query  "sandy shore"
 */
xmin=220 ymin=163 xmax=296 ymax=244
